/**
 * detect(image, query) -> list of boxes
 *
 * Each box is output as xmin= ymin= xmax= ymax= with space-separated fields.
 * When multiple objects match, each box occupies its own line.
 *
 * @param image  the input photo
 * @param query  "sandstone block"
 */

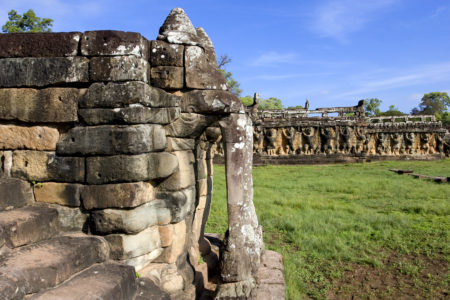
xmin=157 ymin=8 xmax=200 ymax=46
xmin=158 ymin=151 xmax=195 ymax=191
xmin=90 ymin=56 xmax=149 ymax=82
xmin=0 ymin=125 xmax=59 ymax=151
xmin=0 ymin=178 xmax=34 ymax=211
xmin=165 ymin=113 xmax=217 ymax=138
xmin=0 ymin=151 xmax=12 ymax=177
xmin=12 ymin=151 xmax=85 ymax=183
xmin=0 ymin=32 xmax=81 ymax=57
xmin=165 ymin=137 xmax=195 ymax=151
xmin=86 ymin=152 xmax=178 ymax=184
xmin=81 ymin=182 xmax=155 ymax=210
xmin=81 ymin=30 xmax=148 ymax=58
xmin=150 ymin=66 xmax=184 ymax=89
xmin=181 ymin=90 xmax=243 ymax=114
xmin=57 ymin=125 xmax=166 ymax=155
xmin=150 ymin=40 xmax=184 ymax=67
xmin=79 ymin=106 xmax=180 ymax=125
xmin=154 ymin=220 xmax=186 ymax=264
xmin=158 ymin=224 xmax=174 ymax=247
xmin=34 ymin=182 xmax=82 ymax=207
xmin=91 ymin=201 xmax=170 ymax=234
xmin=80 ymin=81 xmax=180 ymax=108
xmin=122 ymin=248 xmax=163 ymax=271
xmin=0 ymin=57 xmax=88 ymax=87
xmin=185 ymin=46 xmax=227 ymax=90
xmin=155 ymin=186 xmax=195 ymax=223
xmin=105 ymin=226 xmax=161 ymax=259
xmin=48 ymin=204 xmax=88 ymax=232
xmin=0 ymin=88 xmax=83 ymax=122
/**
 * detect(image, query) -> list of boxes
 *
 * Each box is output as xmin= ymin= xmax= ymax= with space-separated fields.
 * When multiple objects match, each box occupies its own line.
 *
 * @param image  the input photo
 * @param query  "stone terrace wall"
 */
xmin=0 ymin=8 xmax=279 ymax=299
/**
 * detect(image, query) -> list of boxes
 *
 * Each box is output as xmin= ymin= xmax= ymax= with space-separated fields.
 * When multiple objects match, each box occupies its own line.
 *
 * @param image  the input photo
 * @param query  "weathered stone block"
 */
xmin=91 ymin=201 xmax=170 ymax=234
xmin=0 ymin=88 xmax=83 ymax=122
xmin=0 ymin=151 xmax=12 ymax=177
xmin=81 ymin=30 xmax=148 ymax=58
xmin=157 ymin=8 xmax=200 ymax=46
xmin=154 ymin=220 xmax=186 ymax=264
xmin=164 ymin=113 xmax=217 ymax=138
xmin=34 ymin=182 xmax=82 ymax=207
xmin=155 ymin=186 xmax=195 ymax=223
xmin=0 ymin=32 xmax=81 ymax=58
xmin=166 ymin=137 xmax=195 ymax=151
xmin=105 ymin=226 xmax=161 ymax=259
xmin=150 ymin=66 xmax=184 ymax=89
xmin=86 ymin=152 xmax=178 ymax=184
xmin=150 ymin=40 xmax=184 ymax=67
xmin=0 ymin=57 xmax=88 ymax=87
xmin=46 ymin=203 xmax=88 ymax=232
xmin=79 ymin=106 xmax=180 ymax=125
xmin=158 ymin=151 xmax=195 ymax=191
xmin=0 ymin=125 xmax=59 ymax=151
xmin=0 ymin=178 xmax=34 ymax=211
xmin=181 ymin=90 xmax=243 ymax=114
xmin=57 ymin=125 xmax=166 ymax=155
xmin=158 ymin=224 xmax=173 ymax=247
xmin=122 ymin=248 xmax=163 ymax=271
xmin=80 ymin=81 xmax=180 ymax=108
xmin=81 ymin=182 xmax=155 ymax=210
xmin=12 ymin=151 xmax=85 ymax=183
xmin=90 ymin=56 xmax=149 ymax=82
xmin=185 ymin=46 xmax=227 ymax=90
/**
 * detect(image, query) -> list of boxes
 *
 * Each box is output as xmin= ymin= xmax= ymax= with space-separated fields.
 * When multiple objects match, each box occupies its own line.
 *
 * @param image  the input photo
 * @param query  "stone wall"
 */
xmin=0 ymin=8 xmax=281 ymax=299
xmin=214 ymin=102 xmax=449 ymax=165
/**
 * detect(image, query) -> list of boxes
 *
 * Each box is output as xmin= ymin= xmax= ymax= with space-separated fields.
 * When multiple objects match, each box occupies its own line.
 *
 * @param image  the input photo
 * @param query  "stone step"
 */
xmin=0 ymin=205 xmax=59 ymax=248
xmin=0 ymin=178 xmax=34 ymax=211
xmin=30 ymin=262 xmax=137 ymax=300
xmin=0 ymin=234 xmax=110 ymax=298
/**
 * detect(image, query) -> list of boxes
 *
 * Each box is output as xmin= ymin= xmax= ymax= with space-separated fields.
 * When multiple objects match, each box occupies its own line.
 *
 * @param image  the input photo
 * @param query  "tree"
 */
xmin=2 ymin=9 xmax=53 ymax=33
xmin=363 ymin=98 xmax=382 ymax=116
xmin=217 ymin=55 xmax=242 ymax=97
xmin=239 ymin=95 xmax=254 ymax=106
xmin=411 ymin=92 xmax=449 ymax=115
xmin=259 ymin=97 xmax=284 ymax=110
xmin=287 ymin=105 xmax=304 ymax=110
xmin=377 ymin=105 xmax=405 ymax=116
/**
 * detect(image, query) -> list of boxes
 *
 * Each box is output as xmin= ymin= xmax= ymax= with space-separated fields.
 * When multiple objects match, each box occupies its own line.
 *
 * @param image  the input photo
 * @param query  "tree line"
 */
xmin=3 ymin=9 xmax=449 ymax=125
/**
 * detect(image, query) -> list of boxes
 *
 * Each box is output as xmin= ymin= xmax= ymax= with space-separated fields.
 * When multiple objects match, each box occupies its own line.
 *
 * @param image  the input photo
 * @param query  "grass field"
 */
xmin=205 ymin=159 xmax=450 ymax=299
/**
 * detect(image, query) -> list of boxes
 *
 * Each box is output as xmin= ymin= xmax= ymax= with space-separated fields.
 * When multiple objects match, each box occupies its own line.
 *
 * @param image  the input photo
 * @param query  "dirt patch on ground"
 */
xmin=328 ymin=252 xmax=449 ymax=300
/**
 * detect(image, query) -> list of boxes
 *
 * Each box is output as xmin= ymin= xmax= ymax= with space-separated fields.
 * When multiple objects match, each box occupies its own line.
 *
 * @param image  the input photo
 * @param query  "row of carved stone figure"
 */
xmin=215 ymin=126 xmax=447 ymax=156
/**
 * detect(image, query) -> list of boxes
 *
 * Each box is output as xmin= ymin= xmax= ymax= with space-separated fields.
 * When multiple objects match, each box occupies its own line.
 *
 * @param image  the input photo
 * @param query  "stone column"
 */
xmin=216 ymin=113 xmax=263 ymax=298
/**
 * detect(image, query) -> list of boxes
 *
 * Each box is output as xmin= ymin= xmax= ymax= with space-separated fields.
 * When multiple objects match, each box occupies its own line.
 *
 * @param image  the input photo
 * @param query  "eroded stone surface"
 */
xmin=81 ymin=30 xmax=148 ymax=58
xmin=157 ymin=8 xmax=200 ymax=45
xmin=105 ymin=226 xmax=161 ymax=259
xmin=154 ymin=220 xmax=186 ymax=264
xmin=159 ymin=151 xmax=195 ymax=191
xmin=90 ymin=56 xmax=149 ymax=82
xmin=0 ymin=57 xmax=88 ymax=87
xmin=185 ymin=46 xmax=227 ymax=90
xmin=0 ymin=125 xmax=59 ymax=151
xmin=0 ymin=88 xmax=83 ymax=123
xmin=0 ymin=32 xmax=81 ymax=58
xmin=155 ymin=186 xmax=196 ymax=223
xmin=91 ymin=201 xmax=170 ymax=234
xmin=79 ymin=106 xmax=180 ymax=125
xmin=81 ymin=81 xmax=180 ymax=108
xmin=150 ymin=66 xmax=184 ymax=89
xmin=0 ymin=178 xmax=34 ymax=211
xmin=180 ymin=90 xmax=243 ymax=114
xmin=150 ymin=40 xmax=184 ymax=67
xmin=165 ymin=113 xmax=217 ymax=138
xmin=82 ymin=182 xmax=155 ymax=210
xmin=86 ymin=152 xmax=178 ymax=184
xmin=12 ymin=151 xmax=85 ymax=183
xmin=57 ymin=125 xmax=166 ymax=155
xmin=34 ymin=182 xmax=82 ymax=207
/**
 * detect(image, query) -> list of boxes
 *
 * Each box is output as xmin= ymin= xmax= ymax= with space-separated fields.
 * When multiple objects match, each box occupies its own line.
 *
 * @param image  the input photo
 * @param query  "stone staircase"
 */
xmin=0 ymin=178 xmax=170 ymax=299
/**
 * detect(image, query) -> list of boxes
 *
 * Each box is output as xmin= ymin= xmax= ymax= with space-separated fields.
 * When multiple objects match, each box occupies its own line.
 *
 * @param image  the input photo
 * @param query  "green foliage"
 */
xmin=239 ymin=95 xmax=254 ymax=106
xmin=2 ymin=9 xmax=53 ymax=33
xmin=259 ymin=97 xmax=284 ymax=110
xmin=287 ymin=105 xmax=304 ymax=110
xmin=207 ymin=160 xmax=450 ymax=299
xmin=220 ymin=69 xmax=242 ymax=97
xmin=363 ymin=98 xmax=382 ymax=116
xmin=377 ymin=105 xmax=405 ymax=116
xmin=436 ymin=111 xmax=450 ymax=126
xmin=412 ymin=92 xmax=449 ymax=115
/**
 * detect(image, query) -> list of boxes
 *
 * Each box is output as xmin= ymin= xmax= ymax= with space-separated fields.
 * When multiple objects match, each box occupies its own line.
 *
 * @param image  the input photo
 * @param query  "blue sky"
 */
xmin=1 ymin=0 xmax=449 ymax=113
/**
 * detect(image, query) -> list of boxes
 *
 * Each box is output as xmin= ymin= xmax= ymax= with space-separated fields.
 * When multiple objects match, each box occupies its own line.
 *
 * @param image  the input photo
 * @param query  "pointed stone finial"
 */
xmin=195 ymin=27 xmax=213 ymax=48
xmin=157 ymin=8 xmax=200 ymax=45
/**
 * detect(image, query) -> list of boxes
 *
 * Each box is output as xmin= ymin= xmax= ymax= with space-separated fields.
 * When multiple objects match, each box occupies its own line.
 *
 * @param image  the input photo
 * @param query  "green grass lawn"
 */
xmin=206 ymin=159 xmax=450 ymax=299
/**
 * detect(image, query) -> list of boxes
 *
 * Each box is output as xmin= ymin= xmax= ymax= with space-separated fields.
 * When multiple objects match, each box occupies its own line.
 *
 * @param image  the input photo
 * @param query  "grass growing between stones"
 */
xmin=206 ymin=160 xmax=450 ymax=299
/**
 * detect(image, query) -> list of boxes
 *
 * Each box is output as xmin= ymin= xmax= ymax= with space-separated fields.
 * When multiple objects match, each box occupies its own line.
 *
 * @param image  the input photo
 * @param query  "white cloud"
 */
xmin=311 ymin=0 xmax=399 ymax=42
